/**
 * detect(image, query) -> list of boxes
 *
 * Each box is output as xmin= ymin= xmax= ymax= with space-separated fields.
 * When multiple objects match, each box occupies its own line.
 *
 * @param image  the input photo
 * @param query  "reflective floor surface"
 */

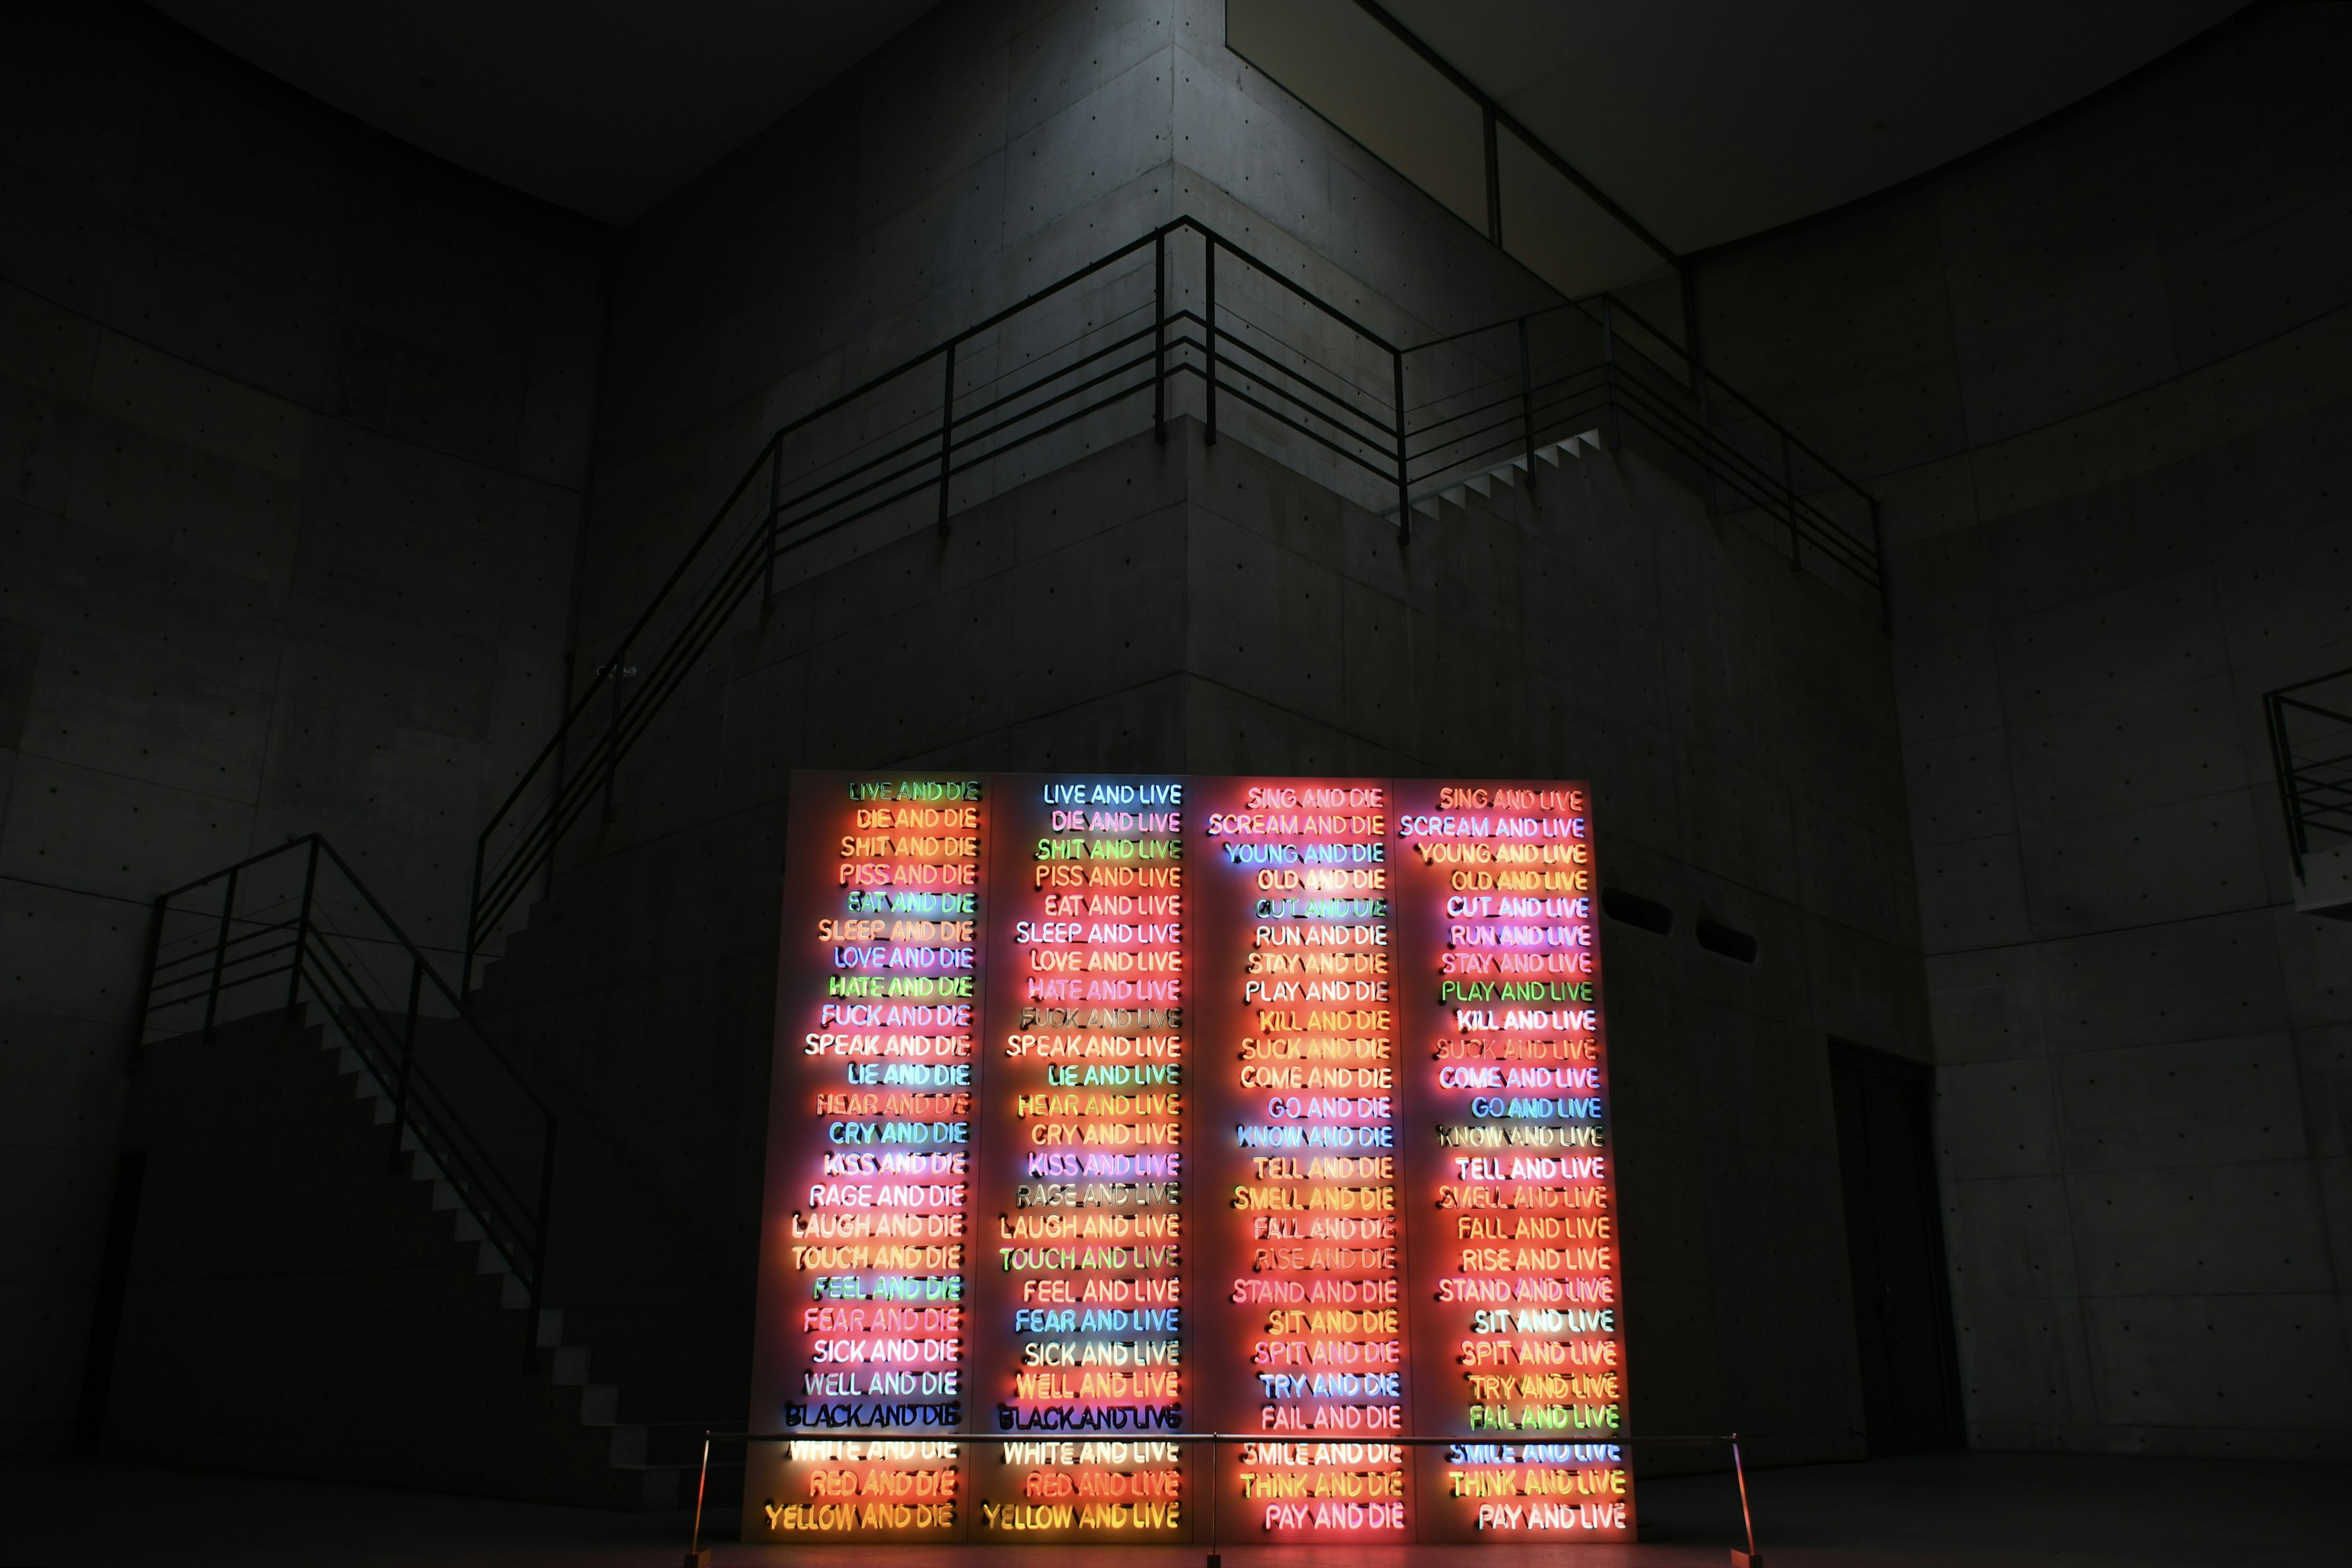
xmin=2 ymin=1450 xmax=2345 ymax=1567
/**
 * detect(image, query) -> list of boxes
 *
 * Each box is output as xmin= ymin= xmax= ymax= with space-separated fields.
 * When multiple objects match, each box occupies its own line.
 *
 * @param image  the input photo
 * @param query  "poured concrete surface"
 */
xmin=5 ymin=1452 xmax=2347 ymax=1567
xmin=1693 ymin=2 xmax=2352 ymax=1461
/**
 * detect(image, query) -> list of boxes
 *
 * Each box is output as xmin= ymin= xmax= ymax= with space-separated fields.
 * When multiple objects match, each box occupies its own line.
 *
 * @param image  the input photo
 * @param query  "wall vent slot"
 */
xmin=1600 ymin=887 xmax=1672 ymax=935
xmin=1695 ymin=918 xmax=1757 ymax=963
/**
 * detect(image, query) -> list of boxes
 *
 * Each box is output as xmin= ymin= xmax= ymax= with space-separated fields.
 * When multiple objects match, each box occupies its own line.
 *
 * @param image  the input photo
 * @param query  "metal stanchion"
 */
xmin=1731 ymin=1431 xmax=1761 ymax=1568
xmin=1204 ymin=1431 xmax=1219 ymax=1568
xmin=685 ymin=1431 xmax=712 ymax=1567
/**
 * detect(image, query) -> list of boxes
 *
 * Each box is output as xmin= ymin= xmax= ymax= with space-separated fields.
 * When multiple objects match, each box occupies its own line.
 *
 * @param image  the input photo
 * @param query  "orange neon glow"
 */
xmin=744 ymin=774 xmax=1630 ymax=1545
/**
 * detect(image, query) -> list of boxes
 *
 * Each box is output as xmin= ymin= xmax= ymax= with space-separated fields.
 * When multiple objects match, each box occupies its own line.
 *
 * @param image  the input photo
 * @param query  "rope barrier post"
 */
xmin=685 ymin=1430 xmax=712 ymax=1567
xmin=1205 ymin=1431 xmax=1220 ymax=1568
xmin=1731 ymin=1431 xmax=1762 ymax=1568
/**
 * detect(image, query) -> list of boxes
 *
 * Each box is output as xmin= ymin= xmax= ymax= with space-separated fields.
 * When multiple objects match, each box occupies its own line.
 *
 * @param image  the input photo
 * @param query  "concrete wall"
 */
xmin=1693 ymin=0 xmax=2352 ymax=1458
xmin=0 ymin=1 xmax=605 ymax=1454
xmin=470 ymin=0 xmax=1924 ymax=1471
xmin=480 ymin=415 xmax=1921 ymax=1466
xmin=572 ymin=0 xmax=1559 ymax=674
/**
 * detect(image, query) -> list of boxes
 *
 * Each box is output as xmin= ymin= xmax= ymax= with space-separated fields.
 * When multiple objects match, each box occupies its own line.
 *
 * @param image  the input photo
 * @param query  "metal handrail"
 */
xmin=462 ymin=217 xmax=1885 ymax=987
xmin=2266 ymin=666 xmax=2352 ymax=881
xmin=1396 ymin=294 xmax=1882 ymax=614
xmin=134 ymin=834 xmax=557 ymax=1370
xmin=683 ymin=1428 xmax=1760 ymax=1564
xmin=462 ymin=219 xmax=1409 ymax=981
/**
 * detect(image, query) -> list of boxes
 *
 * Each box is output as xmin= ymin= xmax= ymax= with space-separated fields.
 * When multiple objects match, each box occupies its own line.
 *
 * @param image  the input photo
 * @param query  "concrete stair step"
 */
xmin=287 ymin=1001 xmax=752 ymax=1509
xmin=1407 ymin=430 xmax=1600 ymax=519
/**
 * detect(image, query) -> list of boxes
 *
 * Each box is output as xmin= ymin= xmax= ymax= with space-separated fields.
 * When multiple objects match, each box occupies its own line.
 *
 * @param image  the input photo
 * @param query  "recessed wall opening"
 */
xmin=1600 ymin=886 xmax=1672 ymax=935
xmin=1695 ymin=918 xmax=1758 ymax=963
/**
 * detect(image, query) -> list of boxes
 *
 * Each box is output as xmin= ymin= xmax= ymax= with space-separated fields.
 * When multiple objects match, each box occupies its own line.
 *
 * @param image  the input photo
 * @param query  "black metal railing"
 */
xmin=1398 ymin=292 xmax=1883 ymax=620
xmin=463 ymin=218 xmax=1883 ymax=982
xmin=134 ymin=835 xmax=557 ymax=1366
xmin=2265 ymin=666 xmax=2352 ymax=880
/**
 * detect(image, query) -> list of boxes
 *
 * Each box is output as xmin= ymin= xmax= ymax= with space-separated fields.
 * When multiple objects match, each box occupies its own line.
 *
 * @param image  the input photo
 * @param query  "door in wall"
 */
xmin=1828 ymin=1041 xmax=1965 ymax=1453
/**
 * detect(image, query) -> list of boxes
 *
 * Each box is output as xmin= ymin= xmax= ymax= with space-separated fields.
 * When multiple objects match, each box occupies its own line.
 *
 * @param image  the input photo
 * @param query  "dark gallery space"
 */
xmin=2 ymin=2 xmax=2348 ymax=1566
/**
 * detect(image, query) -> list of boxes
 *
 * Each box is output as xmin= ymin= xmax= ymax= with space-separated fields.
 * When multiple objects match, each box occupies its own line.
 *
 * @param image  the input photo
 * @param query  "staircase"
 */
xmin=376 ymin=1017 xmax=752 ymax=1509
xmin=1401 ymin=428 xmax=1603 ymax=521
xmin=108 ymin=839 xmax=746 ymax=1510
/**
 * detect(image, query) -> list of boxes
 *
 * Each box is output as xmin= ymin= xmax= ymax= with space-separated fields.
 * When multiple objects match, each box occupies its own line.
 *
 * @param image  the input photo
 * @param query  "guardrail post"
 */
xmin=1204 ymin=238 xmax=1218 ymax=446
xmin=388 ymin=956 xmax=423 ymax=1174
xmin=1153 ymin=229 xmax=1167 ymax=444
xmin=287 ymin=838 xmax=318 ymax=1018
xmin=1392 ymin=348 xmax=1411 ymax=546
xmin=937 ymin=342 xmax=955 ymax=534
xmin=1782 ymin=431 xmax=1801 ymax=571
xmin=202 ymin=867 xmax=237 ymax=1043
xmin=763 ymin=436 xmax=781 ymax=614
xmin=129 ymin=894 xmax=167 ymax=1066
xmin=1600 ymin=298 xmax=1620 ymax=452
xmin=2271 ymin=692 xmax=2309 ymax=882
xmin=1517 ymin=317 xmax=1537 ymax=497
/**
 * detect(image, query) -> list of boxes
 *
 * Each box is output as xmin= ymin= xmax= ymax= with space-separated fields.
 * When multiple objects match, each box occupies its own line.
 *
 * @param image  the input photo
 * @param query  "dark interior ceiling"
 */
xmin=146 ymin=0 xmax=942 ymax=224
xmin=149 ymin=0 xmax=2244 ymax=240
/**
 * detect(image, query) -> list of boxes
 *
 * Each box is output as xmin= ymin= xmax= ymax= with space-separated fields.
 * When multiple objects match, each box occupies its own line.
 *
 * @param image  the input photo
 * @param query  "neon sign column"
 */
xmin=972 ymin=775 xmax=1188 ymax=1540
xmin=744 ymin=774 xmax=987 ymax=1544
xmin=1393 ymin=780 xmax=1633 ymax=1542
xmin=1197 ymin=778 xmax=1411 ymax=1542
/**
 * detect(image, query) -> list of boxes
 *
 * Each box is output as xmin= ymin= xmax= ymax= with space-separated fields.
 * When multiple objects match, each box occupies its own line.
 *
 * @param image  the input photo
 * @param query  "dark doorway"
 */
xmin=1828 ymin=1041 xmax=1964 ymax=1453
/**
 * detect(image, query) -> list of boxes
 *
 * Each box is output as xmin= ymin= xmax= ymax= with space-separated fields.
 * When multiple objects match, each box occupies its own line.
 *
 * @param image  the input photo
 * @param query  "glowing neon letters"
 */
xmin=745 ymin=775 xmax=1629 ymax=1545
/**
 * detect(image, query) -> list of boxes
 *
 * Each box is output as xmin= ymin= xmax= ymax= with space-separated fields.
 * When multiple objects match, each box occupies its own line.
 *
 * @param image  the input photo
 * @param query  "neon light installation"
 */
xmin=747 ymin=774 xmax=1632 ymax=1545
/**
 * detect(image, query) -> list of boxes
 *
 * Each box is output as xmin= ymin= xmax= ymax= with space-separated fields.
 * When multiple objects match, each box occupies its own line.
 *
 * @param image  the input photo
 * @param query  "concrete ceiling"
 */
xmin=149 ymin=0 xmax=2244 ymax=243
xmin=1379 ymin=0 xmax=2247 ymax=254
xmin=146 ymin=0 xmax=941 ymax=225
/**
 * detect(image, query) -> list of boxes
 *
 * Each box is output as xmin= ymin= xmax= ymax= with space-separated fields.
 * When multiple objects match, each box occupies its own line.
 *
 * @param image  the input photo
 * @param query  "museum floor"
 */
xmin=1 ymin=1450 xmax=2343 ymax=1567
